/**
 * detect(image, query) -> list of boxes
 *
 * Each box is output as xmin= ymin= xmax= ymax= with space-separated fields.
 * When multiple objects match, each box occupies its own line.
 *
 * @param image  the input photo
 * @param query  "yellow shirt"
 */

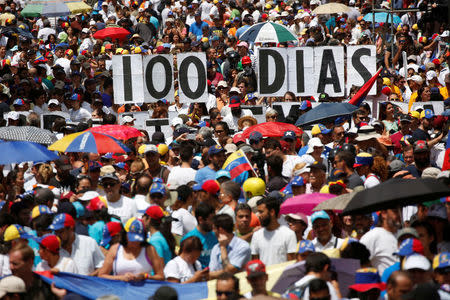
xmin=440 ymin=86 xmax=449 ymax=99
xmin=408 ymin=92 xmax=418 ymax=112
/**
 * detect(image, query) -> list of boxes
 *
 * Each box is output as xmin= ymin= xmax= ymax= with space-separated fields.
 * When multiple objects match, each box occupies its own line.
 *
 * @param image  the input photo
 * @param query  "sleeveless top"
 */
xmin=113 ymin=245 xmax=153 ymax=275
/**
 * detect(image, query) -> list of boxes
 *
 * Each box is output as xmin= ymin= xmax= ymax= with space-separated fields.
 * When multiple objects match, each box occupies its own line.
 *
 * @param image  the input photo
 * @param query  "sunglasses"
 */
xmin=102 ymin=182 xmax=117 ymax=188
xmin=216 ymin=291 xmax=234 ymax=297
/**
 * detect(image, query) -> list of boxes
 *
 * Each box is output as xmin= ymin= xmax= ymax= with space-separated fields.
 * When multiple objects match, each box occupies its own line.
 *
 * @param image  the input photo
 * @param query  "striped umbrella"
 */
xmin=48 ymin=131 xmax=130 ymax=154
xmin=239 ymin=21 xmax=298 ymax=44
xmin=21 ymin=0 xmax=92 ymax=18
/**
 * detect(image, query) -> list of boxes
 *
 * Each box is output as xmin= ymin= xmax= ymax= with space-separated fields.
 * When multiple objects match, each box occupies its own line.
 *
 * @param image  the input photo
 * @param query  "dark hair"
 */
xmin=267 ymin=155 xmax=283 ymax=176
xmin=411 ymin=220 xmax=438 ymax=254
xmin=179 ymin=236 xmax=203 ymax=254
xmin=309 ymin=278 xmax=330 ymax=294
xmin=177 ymin=185 xmax=193 ymax=203
xmin=340 ymin=242 xmax=371 ymax=266
xmin=217 ymin=272 xmax=240 ymax=293
xmin=32 ymin=214 xmax=54 ymax=235
xmin=256 ymin=196 xmax=281 ymax=217
xmin=213 ymin=214 xmax=234 ymax=233
xmin=305 ymin=252 xmax=331 ymax=273
xmin=235 ymin=203 xmax=251 ymax=214
xmin=221 ymin=181 xmax=241 ymax=200
xmin=180 ymin=144 xmax=194 ymax=162
xmin=264 ymin=138 xmax=281 ymax=151
xmin=103 ymin=114 xmax=117 ymax=125
xmin=195 ymin=202 xmax=215 ymax=222
xmin=215 ymin=121 xmax=230 ymax=135
xmin=336 ymin=150 xmax=355 ymax=169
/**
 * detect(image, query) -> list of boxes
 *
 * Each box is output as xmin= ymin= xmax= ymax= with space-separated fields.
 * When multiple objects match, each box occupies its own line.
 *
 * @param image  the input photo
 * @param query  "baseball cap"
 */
xmin=121 ymin=115 xmax=135 ymax=124
xmin=237 ymin=41 xmax=249 ymax=48
xmin=311 ymin=210 xmax=330 ymax=223
xmin=100 ymin=172 xmax=120 ymax=182
xmin=349 ymin=268 xmax=386 ymax=292
xmin=37 ymin=234 xmax=61 ymax=254
xmin=150 ymin=182 xmax=166 ymax=196
xmin=291 ymin=176 xmax=304 ymax=187
xmin=217 ymin=81 xmax=228 ymax=88
xmin=394 ymin=238 xmax=424 ymax=256
xmin=216 ymin=170 xmax=231 ymax=180
xmin=4 ymin=224 xmax=34 ymax=242
xmin=13 ymin=98 xmax=25 ymax=106
xmin=48 ymin=99 xmax=60 ymax=106
xmin=54 ymin=155 xmax=72 ymax=171
xmin=432 ymin=252 xmax=450 ymax=270
xmin=145 ymin=205 xmax=167 ymax=220
xmin=396 ymin=227 xmax=419 ymax=240
xmin=0 ymin=276 xmax=26 ymax=298
xmin=229 ymin=95 xmax=241 ymax=108
xmin=202 ymin=180 xmax=220 ymax=195
xmin=306 ymin=137 xmax=324 ymax=154
xmin=413 ymin=140 xmax=429 ymax=153
xmin=48 ymin=213 xmax=75 ymax=230
xmin=297 ymin=239 xmax=315 ymax=254
xmin=124 ymin=217 xmax=145 ymax=242
xmin=300 ymin=100 xmax=312 ymax=110
xmin=78 ymin=191 xmax=100 ymax=201
xmin=353 ymin=152 xmax=373 ymax=168
xmin=403 ymin=254 xmax=431 ymax=271
xmin=282 ymin=130 xmax=296 ymax=141
xmin=309 ymin=161 xmax=326 ymax=172
xmin=70 ymin=93 xmax=82 ymax=101
xmin=31 ymin=205 xmax=52 ymax=219
xmin=245 ymin=259 xmax=266 ymax=278
xmin=100 ymin=221 xmax=122 ymax=247
xmin=427 ymin=203 xmax=447 ymax=220
xmin=311 ymin=124 xmax=331 ymax=135
xmin=224 ymin=143 xmax=237 ymax=155
xmin=407 ymin=74 xmax=423 ymax=84
xmin=208 ymin=144 xmax=225 ymax=155
xmin=249 ymin=131 xmax=263 ymax=143
xmin=420 ymin=109 xmax=434 ymax=119
xmin=143 ymin=144 xmax=159 ymax=154
xmin=286 ymin=212 xmax=308 ymax=224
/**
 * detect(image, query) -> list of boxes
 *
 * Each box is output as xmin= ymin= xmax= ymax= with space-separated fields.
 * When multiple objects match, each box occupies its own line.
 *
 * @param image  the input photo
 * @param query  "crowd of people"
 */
xmin=0 ymin=0 xmax=447 ymax=298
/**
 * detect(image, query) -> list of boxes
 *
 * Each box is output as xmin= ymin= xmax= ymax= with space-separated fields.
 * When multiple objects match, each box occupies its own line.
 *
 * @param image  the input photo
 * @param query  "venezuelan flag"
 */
xmin=222 ymin=149 xmax=252 ymax=179
xmin=442 ymin=135 xmax=450 ymax=171
xmin=348 ymin=68 xmax=382 ymax=107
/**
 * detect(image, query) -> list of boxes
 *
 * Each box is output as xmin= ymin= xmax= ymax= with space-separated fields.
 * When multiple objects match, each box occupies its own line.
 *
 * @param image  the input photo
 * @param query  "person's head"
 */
xmin=216 ymin=272 xmax=240 ymax=300
xmin=195 ymin=202 xmax=215 ymax=232
xmin=340 ymin=239 xmax=371 ymax=267
xmin=403 ymin=254 xmax=432 ymax=285
xmin=9 ymin=243 xmax=35 ymax=279
xmin=134 ymin=174 xmax=152 ymax=196
xmin=308 ymin=278 xmax=331 ymax=300
xmin=413 ymin=141 xmax=430 ymax=170
xmin=0 ymin=275 xmax=26 ymax=300
xmin=349 ymin=268 xmax=386 ymax=300
xmin=432 ymin=252 xmax=450 ymax=285
xmin=219 ymin=181 xmax=240 ymax=205
xmin=380 ymin=208 xmax=402 ymax=233
xmin=179 ymin=236 xmax=203 ymax=264
xmin=256 ymin=196 xmax=280 ymax=227
xmin=335 ymin=150 xmax=355 ymax=172
xmin=411 ymin=220 xmax=437 ymax=257
xmin=309 ymin=162 xmax=327 ymax=190
xmin=332 ymin=125 xmax=345 ymax=145
xmin=235 ymin=203 xmax=251 ymax=232
xmin=266 ymin=154 xmax=283 ymax=177
xmin=37 ymin=234 xmax=60 ymax=263
xmin=48 ymin=213 xmax=75 ymax=247
xmin=311 ymin=210 xmax=332 ymax=243
xmin=353 ymin=214 xmax=373 ymax=236
xmin=149 ymin=182 xmax=167 ymax=207
xmin=208 ymin=145 xmax=226 ymax=170
xmin=213 ymin=214 xmax=234 ymax=237
xmin=285 ymin=213 xmax=308 ymax=239
xmin=100 ymin=173 xmax=121 ymax=199
xmin=143 ymin=144 xmax=161 ymax=167
xmin=403 ymin=145 xmax=414 ymax=166
xmin=305 ymin=252 xmax=332 ymax=280
xmin=245 ymin=259 xmax=268 ymax=295
xmin=386 ymin=271 xmax=414 ymax=300
xmin=297 ymin=239 xmax=316 ymax=262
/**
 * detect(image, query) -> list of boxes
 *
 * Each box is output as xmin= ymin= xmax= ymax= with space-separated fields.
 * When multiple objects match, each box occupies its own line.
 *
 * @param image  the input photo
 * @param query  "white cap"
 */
xmin=89 ymin=20 xmax=96 ymax=26
xmin=306 ymin=137 xmax=324 ymax=154
xmin=281 ymin=11 xmax=289 ymax=17
xmin=310 ymin=0 xmax=320 ymax=5
xmin=102 ymin=2 xmax=108 ymax=5
xmin=441 ymin=30 xmax=449 ymax=38
xmin=138 ymin=7 xmax=144 ymax=12
xmin=48 ymin=99 xmax=60 ymax=106
xmin=293 ymin=164 xmax=310 ymax=176
xmin=229 ymin=87 xmax=240 ymax=94
xmin=407 ymin=74 xmax=423 ymax=84
xmin=217 ymin=80 xmax=228 ymax=88
xmin=403 ymin=254 xmax=431 ymax=271
xmin=7 ymin=111 xmax=19 ymax=120
xmin=0 ymin=276 xmax=26 ymax=298
xmin=301 ymin=12 xmax=310 ymax=18
xmin=143 ymin=144 xmax=158 ymax=154
xmin=295 ymin=14 xmax=302 ymax=20
xmin=224 ymin=143 xmax=237 ymax=155
xmin=171 ymin=117 xmax=183 ymax=127
xmin=81 ymin=28 xmax=90 ymax=34
xmin=121 ymin=115 xmax=135 ymax=124
xmin=78 ymin=191 xmax=100 ymax=201
xmin=426 ymin=70 xmax=437 ymax=81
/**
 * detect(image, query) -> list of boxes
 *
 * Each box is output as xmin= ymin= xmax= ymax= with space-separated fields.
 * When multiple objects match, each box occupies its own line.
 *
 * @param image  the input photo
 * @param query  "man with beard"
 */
xmin=182 ymin=202 xmax=218 ymax=268
xmin=195 ymin=145 xmax=226 ymax=185
xmin=49 ymin=155 xmax=76 ymax=193
xmin=360 ymin=208 xmax=401 ymax=274
xmin=250 ymin=197 xmax=297 ymax=266
xmin=353 ymin=213 xmax=373 ymax=239
xmin=404 ymin=140 xmax=431 ymax=178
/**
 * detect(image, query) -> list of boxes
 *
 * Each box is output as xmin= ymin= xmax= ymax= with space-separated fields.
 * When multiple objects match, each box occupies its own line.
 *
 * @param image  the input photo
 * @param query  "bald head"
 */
xmin=35 ymin=188 xmax=54 ymax=207
xmin=135 ymin=175 xmax=152 ymax=195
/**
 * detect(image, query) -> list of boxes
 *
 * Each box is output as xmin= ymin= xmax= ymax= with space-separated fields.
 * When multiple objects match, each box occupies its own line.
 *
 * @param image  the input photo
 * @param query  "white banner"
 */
xmin=177 ymin=52 xmax=208 ymax=103
xmin=287 ymin=47 xmax=315 ymax=96
xmin=112 ymin=55 xmax=145 ymax=105
xmin=346 ymin=45 xmax=377 ymax=96
xmin=143 ymin=54 xmax=174 ymax=103
xmin=313 ymin=46 xmax=345 ymax=97
xmin=257 ymin=48 xmax=288 ymax=97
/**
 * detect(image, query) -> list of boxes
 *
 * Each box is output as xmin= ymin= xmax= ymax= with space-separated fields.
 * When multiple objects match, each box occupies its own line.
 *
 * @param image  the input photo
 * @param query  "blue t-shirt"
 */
xmin=189 ymin=21 xmax=209 ymax=39
xmin=150 ymin=231 xmax=172 ymax=265
xmin=182 ymin=228 xmax=218 ymax=268
xmin=194 ymin=166 xmax=216 ymax=185
xmin=28 ymin=230 xmax=40 ymax=266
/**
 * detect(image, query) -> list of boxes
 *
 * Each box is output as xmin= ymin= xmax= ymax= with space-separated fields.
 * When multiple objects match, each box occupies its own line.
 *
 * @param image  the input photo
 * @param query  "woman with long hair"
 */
xmin=380 ymin=102 xmax=399 ymax=134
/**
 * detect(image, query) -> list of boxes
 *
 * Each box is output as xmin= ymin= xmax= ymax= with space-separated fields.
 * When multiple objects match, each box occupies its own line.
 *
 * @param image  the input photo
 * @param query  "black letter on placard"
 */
xmin=123 ymin=56 xmax=133 ymax=101
xmin=259 ymin=49 xmax=285 ymax=94
xmin=317 ymin=49 xmax=341 ymax=94
xmin=179 ymin=56 xmax=206 ymax=99
xmin=296 ymin=50 xmax=304 ymax=93
xmin=145 ymin=56 xmax=172 ymax=99
xmin=352 ymin=48 xmax=372 ymax=83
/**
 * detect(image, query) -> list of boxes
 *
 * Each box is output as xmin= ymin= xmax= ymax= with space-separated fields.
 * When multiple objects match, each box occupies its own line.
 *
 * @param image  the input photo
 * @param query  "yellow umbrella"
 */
xmin=312 ymin=3 xmax=351 ymax=14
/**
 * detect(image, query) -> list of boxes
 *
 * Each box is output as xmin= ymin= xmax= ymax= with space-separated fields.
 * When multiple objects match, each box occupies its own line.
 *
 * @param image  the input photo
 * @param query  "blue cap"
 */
xmin=249 ymin=131 xmax=263 ymax=143
xmin=72 ymin=201 xmax=85 ymax=218
xmin=150 ymin=182 xmax=166 ymax=196
xmin=70 ymin=93 xmax=82 ymax=101
xmin=208 ymin=145 xmax=225 ymax=155
xmin=311 ymin=210 xmax=330 ymax=224
xmin=153 ymin=177 xmax=164 ymax=184
xmin=88 ymin=161 xmax=101 ymax=171
xmin=216 ymin=170 xmax=231 ymax=180
xmin=282 ymin=130 xmax=296 ymax=141
xmin=192 ymin=183 xmax=203 ymax=191
xmin=114 ymin=162 xmax=127 ymax=169
xmin=102 ymin=152 xmax=114 ymax=159
xmin=211 ymin=35 xmax=220 ymax=41
xmin=13 ymin=98 xmax=25 ymax=106
xmin=422 ymin=109 xmax=434 ymax=119
xmin=298 ymin=240 xmax=315 ymax=254
xmin=318 ymin=124 xmax=331 ymax=134
xmin=124 ymin=217 xmax=145 ymax=242
xmin=291 ymin=176 xmax=304 ymax=187
xmin=300 ymin=100 xmax=312 ymax=110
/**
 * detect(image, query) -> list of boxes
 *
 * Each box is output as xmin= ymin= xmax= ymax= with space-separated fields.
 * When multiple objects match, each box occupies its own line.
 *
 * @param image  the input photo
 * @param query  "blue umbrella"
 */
xmin=0 ymin=141 xmax=59 ymax=165
xmin=295 ymin=103 xmax=358 ymax=126
xmin=363 ymin=12 xmax=402 ymax=24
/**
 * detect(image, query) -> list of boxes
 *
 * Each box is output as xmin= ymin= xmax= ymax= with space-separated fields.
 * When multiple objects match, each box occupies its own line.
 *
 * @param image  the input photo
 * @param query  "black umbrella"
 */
xmin=295 ymin=102 xmax=358 ymax=126
xmin=0 ymin=126 xmax=57 ymax=145
xmin=0 ymin=27 xmax=34 ymax=40
xmin=342 ymin=178 xmax=450 ymax=215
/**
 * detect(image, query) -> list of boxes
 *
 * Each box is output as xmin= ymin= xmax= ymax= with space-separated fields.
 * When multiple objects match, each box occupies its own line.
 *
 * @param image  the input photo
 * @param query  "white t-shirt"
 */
xmin=164 ymin=256 xmax=202 ymax=283
xmin=250 ymin=225 xmax=297 ymax=266
xmin=107 ymin=195 xmax=138 ymax=224
xmin=69 ymin=107 xmax=92 ymax=123
xmin=134 ymin=194 xmax=150 ymax=218
xmin=60 ymin=234 xmax=104 ymax=275
xmin=171 ymin=208 xmax=197 ymax=237
xmin=166 ymin=166 xmax=197 ymax=190
xmin=360 ymin=227 xmax=399 ymax=274
xmin=36 ymin=256 xmax=78 ymax=273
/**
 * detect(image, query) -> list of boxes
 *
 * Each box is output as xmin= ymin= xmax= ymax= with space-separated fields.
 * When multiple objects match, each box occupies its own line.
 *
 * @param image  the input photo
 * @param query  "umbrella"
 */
xmin=0 ymin=126 xmax=57 ymax=145
xmin=21 ymin=0 xmax=92 ymax=17
xmin=343 ymin=178 xmax=450 ymax=215
xmin=93 ymin=27 xmax=131 ymax=41
xmin=312 ymin=3 xmax=351 ymax=15
xmin=0 ymin=27 xmax=34 ymax=40
xmin=295 ymin=103 xmax=358 ymax=126
xmin=313 ymin=187 xmax=365 ymax=212
xmin=239 ymin=22 xmax=298 ymax=44
xmin=363 ymin=12 xmax=402 ymax=24
xmin=242 ymin=122 xmax=303 ymax=139
xmin=48 ymin=131 xmax=130 ymax=154
xmin=280 ymin=193 xmax=335 ymax=216
xmin=0 ymin=141 xmax=58 ymax=164
xmin=87 ymin=125 xmax=143 ymax=140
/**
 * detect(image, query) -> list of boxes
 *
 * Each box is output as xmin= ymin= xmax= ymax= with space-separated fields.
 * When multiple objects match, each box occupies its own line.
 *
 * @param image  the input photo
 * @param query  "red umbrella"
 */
xmin=242 ymin=122 xmax=303 ymax=138
xmin=87 ymin=125 xmax=143 ymax=140
xmin=93 ymin=27 xmax=130 ymax=41
xmin=280 ymin=193 xmax=335 ymax=216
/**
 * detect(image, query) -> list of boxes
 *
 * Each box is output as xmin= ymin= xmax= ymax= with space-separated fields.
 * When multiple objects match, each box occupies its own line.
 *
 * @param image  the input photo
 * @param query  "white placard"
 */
xmin=346 ymin=45 xmax=377 ymax=96
xmin=257 ymin=48 xmax=288 ymax=97
xmin=287 ymin=47 xmax=314 ymax=96
xmin=177 ymin=52 xmax=208 ymax=103
xmin=112 ymin=55 xmax=145 ymax=105
xmin=313 ymin=46 xmax=345 ymax=97
xmin=143 ymin=54 xmax=174 ymax=103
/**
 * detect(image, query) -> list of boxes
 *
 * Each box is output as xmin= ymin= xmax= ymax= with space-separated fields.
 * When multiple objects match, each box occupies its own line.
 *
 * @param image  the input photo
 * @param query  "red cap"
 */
xmin=106 ymin=221 xmax=122 ymax=236
xmin=145 ymin=205 xmax=166 ymax=220
xmin=202 ymin=180 xmax=220 ymax=195
xmin=156 ymin=45 xmax=165 ymax=54
xmin=261 ymin=13 xmax=268 ymax=20
xmin=381 ymin=86 xmax=392 ymax=96
xmin=233 ymin=133 xmax=246 ymax=144
xmin=39 ymin=234 xmax=61 ymax=254
xmin=245 ymin=259 xmax=266 ymax=278
xmin=432 ymin=58 xmax=440 ymax=66
xmin=242 ymin=56 xmax=251 ymax=65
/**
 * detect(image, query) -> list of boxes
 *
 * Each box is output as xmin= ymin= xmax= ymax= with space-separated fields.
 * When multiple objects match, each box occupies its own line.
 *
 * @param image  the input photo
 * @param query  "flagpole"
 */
xmin=242 ymin=150 xmax=259 ymax=178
